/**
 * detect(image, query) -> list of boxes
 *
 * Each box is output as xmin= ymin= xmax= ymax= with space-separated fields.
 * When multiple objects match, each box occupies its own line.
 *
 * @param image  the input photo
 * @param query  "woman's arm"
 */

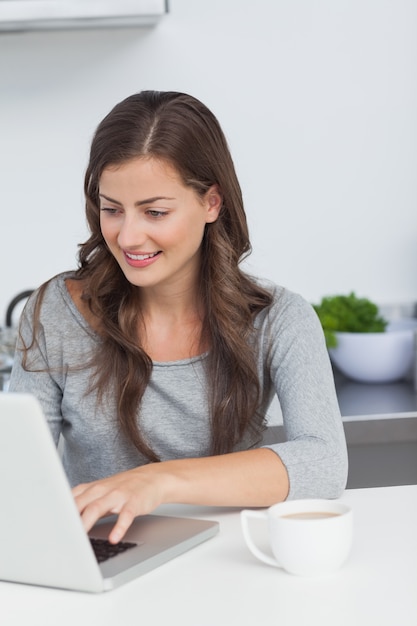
xmin=260 ymin=289 xmax=348 ymax=500
xmin=8 ymin=290 xmax=64 ymax=445
xmin=72 ymin=447 xmax=289 ymax=543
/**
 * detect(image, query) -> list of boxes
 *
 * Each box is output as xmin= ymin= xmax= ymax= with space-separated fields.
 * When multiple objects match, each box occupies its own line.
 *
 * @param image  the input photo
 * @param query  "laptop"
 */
xmin=0 ymin=392 xmax=219 ymax=593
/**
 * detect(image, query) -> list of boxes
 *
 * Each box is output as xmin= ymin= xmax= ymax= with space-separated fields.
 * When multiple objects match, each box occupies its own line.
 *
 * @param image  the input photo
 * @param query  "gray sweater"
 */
xmin=9 ymin=273 xmax=348 ymax=499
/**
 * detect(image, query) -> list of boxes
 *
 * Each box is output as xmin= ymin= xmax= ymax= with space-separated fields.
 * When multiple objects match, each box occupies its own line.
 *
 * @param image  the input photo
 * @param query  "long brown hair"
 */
xmin=33 ymin=92 xmax=273 ymax=461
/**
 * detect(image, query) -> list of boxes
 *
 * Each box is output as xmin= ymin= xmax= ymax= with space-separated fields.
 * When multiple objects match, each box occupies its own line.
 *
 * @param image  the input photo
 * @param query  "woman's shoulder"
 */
xmin=253 ymin=278 xmax=319 ymax=331
xmin=253 ymin=279 xmax=326 ymax=359
xmin=28 ymin=271 xmax=75 ymax=309
xmin=25 ymin=271 xmax=95 ymax=332
xmin=254 ymin=277 xmax=312 ymax=312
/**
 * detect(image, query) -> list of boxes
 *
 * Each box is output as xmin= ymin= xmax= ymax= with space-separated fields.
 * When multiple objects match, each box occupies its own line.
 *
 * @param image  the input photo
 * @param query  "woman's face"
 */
xmin=99 ymin=157 xmax=221 ymax=294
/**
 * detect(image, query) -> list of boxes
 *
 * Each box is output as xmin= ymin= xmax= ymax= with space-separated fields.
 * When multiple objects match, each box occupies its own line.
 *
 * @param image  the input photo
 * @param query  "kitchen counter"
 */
xmin=333 ymin=370 xmax=417 ymax=421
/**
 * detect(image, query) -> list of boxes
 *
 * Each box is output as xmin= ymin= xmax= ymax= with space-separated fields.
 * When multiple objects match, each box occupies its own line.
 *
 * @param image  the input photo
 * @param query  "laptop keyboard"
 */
xmin=90 ymin=537 xmax=137 ymax=563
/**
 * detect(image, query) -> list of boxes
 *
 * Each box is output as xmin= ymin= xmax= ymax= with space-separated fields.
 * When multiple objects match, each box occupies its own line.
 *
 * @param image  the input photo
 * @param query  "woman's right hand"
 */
xmin=72 ymin=464 xmax=172 ymax=543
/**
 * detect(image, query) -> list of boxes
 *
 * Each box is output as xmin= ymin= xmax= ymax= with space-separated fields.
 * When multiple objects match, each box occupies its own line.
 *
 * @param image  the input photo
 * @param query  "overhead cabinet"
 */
xmin=0 ymin=1 xmax=168 ymax=31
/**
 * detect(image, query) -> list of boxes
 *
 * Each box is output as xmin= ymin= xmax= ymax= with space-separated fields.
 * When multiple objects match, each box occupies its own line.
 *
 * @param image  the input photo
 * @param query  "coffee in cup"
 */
xmin=241 ymin=499 xmax=352 ymax=577
xmin=282 ymin=511 xmax=340 ymax=520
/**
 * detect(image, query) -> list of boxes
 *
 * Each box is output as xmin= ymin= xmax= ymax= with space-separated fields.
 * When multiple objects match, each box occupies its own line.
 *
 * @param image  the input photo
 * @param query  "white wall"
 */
xmin=1 ymin=0 xmax=417 ymax=324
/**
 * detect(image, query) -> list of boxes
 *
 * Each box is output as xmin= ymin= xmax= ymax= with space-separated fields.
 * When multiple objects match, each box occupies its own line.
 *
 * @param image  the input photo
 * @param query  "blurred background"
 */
xmin=1 ymin=0 xmax=416 ymax=320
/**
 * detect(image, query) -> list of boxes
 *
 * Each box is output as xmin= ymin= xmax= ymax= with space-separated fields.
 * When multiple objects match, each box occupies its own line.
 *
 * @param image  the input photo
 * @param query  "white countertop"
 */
xmin=1 ymin=484 xmax=416 ymax=626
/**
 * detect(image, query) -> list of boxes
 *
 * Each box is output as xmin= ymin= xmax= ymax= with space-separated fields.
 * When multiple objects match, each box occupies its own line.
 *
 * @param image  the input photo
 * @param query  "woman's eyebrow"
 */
xmin=135 ymin=196 xmax=175 ymax=206
xmin=99 ymin=193 xmax=175 ymax=206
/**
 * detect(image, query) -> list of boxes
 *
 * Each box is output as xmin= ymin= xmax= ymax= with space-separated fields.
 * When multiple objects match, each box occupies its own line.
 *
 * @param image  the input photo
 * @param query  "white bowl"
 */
xmin=329 ymin=319 xmax=417 ymax=383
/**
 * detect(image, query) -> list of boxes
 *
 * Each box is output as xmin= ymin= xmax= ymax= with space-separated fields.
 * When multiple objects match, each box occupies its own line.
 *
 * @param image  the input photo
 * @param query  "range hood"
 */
xmin=0 ymin=1 xmax=168 ymax=32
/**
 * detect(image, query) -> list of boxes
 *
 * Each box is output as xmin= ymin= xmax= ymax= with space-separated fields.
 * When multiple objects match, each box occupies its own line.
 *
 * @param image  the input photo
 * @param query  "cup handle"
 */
xmin=240 ymin=509 xmax=281 ymax=568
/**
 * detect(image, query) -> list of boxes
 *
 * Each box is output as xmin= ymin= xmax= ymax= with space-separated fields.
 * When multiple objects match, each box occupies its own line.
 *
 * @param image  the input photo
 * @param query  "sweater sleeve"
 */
xmin=8 ymin=288 xmax=64 ymax=446
xmin=261 ymin=289 xmax=348 ymax=500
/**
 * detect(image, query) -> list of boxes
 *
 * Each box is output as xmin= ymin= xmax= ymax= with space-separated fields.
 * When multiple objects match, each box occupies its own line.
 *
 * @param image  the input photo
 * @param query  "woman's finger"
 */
xmin=107 ymin=507 xmax=136 ymax=544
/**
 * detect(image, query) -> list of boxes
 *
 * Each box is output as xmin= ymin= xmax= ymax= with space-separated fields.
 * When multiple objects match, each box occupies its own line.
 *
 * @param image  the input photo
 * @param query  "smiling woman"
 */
xmin=9 ymin=91 xmax=348 ymax=545
xmin=98 ymin=158 xmax=221 ymax=291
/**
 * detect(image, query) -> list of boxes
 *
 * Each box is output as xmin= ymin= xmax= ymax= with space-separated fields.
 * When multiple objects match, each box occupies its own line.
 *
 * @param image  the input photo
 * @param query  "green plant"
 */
xmin=313 ymin=292 xmax=388 ymax=348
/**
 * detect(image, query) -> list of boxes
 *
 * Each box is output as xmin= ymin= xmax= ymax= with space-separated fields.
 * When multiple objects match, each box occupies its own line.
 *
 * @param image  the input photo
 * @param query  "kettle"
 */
xmin=0 ymin=290 xmax=33 ymax=390
xmin=5 ymin=289 xmax=34 ymax=328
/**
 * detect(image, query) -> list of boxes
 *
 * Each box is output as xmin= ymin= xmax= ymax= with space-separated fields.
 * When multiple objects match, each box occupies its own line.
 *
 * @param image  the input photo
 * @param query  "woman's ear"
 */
xmin=204 ymin=185 xmax=223 ymax=223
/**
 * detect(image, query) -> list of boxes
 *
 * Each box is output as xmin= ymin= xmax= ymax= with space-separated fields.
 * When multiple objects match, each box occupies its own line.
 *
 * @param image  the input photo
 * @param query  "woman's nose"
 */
xmin=117 ymin=214 xmax=148 ymax=249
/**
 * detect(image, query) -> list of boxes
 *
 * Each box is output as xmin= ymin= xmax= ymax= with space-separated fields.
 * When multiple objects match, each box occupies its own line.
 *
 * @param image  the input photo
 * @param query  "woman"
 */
xmin=9 ymin=91 xmax=348 ymax=544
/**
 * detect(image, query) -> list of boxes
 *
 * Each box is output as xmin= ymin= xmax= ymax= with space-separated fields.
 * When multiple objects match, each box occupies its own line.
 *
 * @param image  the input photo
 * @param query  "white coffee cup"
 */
xmin=241 ymin=499 xmax=353 ymax=577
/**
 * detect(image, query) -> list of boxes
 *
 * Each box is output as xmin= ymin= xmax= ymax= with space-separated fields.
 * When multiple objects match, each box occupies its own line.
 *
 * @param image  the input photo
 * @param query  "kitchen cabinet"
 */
xmin=0 ymin=0 xmax=168 ymax=32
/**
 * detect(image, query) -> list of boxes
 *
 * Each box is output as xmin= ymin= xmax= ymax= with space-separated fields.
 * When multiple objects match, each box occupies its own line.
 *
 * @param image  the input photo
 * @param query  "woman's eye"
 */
xmin=147 ymin=209 xmax=167 ymax=218
xmin=100 ymin=207 xmax=120 ymax=215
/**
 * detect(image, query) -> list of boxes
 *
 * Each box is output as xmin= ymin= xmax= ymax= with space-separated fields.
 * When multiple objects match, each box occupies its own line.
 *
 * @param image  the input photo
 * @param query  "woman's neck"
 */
xmin=138 ymin=286 xmax=207 ymax=362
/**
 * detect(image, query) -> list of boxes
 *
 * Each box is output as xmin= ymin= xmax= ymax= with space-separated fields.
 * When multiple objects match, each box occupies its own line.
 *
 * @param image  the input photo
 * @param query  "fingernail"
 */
xmin=110 ymin=530 xmax=121 ymax=544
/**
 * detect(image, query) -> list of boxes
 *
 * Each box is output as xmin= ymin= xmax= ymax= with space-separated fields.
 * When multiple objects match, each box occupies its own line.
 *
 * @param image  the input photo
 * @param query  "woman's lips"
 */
xmin=123 ymin=250 xmax=162 ymax=268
